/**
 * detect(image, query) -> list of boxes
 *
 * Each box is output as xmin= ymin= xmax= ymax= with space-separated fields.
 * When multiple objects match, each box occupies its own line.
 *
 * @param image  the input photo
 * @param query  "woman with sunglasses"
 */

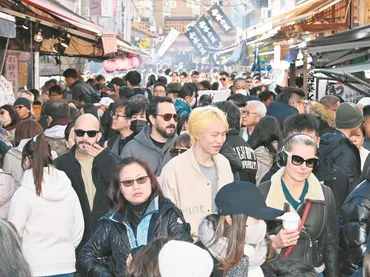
xmin=77 ymin=157 xmax=192 ymax=276
xmin=7 ymin=134 xmax=84 ymax=277
xmin=0 ymin=105 xmax=20 ymax=142
xmin=258 ymin=134 xmax=339 ymax=277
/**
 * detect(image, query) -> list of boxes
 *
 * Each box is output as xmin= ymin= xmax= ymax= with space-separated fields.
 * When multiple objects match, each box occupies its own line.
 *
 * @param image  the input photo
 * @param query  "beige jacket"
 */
xmin=160 ymin=147 xmax=234 ymax=237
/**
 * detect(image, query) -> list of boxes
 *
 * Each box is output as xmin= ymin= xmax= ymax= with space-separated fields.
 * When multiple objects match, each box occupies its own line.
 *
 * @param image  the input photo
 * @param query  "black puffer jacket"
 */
xmin=258 ymin=169 xmax=339 ymax=277
xmin=319 ymin=130 xmax=361 ymax=192
xmin=77 ymin=196 xmax=192 ymax=277
xmin=339 ymin=170 xmax=370 ymax=276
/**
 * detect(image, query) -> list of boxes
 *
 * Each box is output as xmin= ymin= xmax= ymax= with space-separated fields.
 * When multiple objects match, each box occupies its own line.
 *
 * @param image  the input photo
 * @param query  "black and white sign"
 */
xmin=207 ymin=4 xmax=235 ymax=34
xmin=195 ymin=15 xmax=222 ymax=49
xmin=184 ymin=27 xmax=208 ymax=57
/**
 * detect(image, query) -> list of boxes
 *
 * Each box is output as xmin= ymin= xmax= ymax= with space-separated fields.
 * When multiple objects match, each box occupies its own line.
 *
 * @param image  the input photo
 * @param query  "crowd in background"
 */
xmin=1 ymin=65 xmax=370 ymax=277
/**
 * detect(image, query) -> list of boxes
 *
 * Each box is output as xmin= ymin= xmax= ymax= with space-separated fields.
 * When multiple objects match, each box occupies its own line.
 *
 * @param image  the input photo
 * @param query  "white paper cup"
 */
xmin=281 ymin=212 xmax=301 ymax=230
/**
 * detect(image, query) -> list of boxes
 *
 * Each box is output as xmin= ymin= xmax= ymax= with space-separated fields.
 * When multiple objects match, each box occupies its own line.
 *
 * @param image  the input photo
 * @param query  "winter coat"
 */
xmin=258 ymin=168 xmax=339 ymax=277
xmin=174 ymin=98 xmax=191 ymax=118
xmin=120 ymin=125 xmax=176 ymax=176
xmin=107 ymin=133 xmax=135 ymax=156
xmin=310 ymin=102 xmax=336 ymax=136
xmin=0 ymin=170 xmax=16 ymax=219
xmin=71 ymin=79 xmax=98 ymax=100
xmin=350 ymin=269 xmax=363 ymax=277
xmin=76 ymin=196 xmax=192 ymax=277
xmin=254 ymin=146 xmax=275 ymax=185
xmin=319 ymin=130 xmax=361 ymax=192
xmin=266 ymin=102 xmax=298 ymax=129
xmin=45 ymin=124 xmax=69 ymax=157
xmin=160 ymin=147 xmax=234 ymax=237
xmin=339 ymin=170 xmax=370 ymax=276
xmin=261 ymin=152 xmax=349 ymax=213
xmin=220 ymin=141 xmax=242 ymax=180
xmin=7 ymin=167 xmax=84 ymax=276
xmin=226 ymin=130 xmax=257 ymax=183
xmin=54 ymin=146 xmax=117 ymax=252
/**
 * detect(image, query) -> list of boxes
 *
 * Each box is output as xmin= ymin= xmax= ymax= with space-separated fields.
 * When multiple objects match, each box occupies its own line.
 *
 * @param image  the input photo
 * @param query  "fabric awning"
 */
xmin=0 ymin=12 xmax=15 ymax=38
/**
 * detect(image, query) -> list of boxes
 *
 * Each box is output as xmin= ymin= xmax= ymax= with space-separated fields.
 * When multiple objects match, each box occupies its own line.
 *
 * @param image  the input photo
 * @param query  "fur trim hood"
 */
xmin=310 ymin=102 xmax=336 ymax=128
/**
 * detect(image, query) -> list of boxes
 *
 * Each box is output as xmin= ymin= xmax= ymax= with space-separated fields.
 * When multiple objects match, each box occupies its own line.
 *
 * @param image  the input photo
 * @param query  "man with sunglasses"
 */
xmin=13 ymin=97 xmax=34 ymax=120
xmin=120 ymin=97 xmax=177 ymax=176
xmin=54 ymin=113 xmax=117 ymax=253
xmin=218 ymin=71 xmax=231 ymax=90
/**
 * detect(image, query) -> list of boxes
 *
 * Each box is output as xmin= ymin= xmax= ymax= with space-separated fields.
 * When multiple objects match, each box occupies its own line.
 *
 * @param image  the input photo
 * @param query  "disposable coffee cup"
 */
xmin=281 ymin=212 xmax=301 ymax=230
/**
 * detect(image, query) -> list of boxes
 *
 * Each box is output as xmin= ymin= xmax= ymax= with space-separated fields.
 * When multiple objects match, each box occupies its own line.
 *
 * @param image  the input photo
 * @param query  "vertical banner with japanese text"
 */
xmin=207 ymin=4 xmax=235 ymax=34
xmin=194 ymin=15 xmax=222 ymax=49
xmin=5 ymin=54 xmax=18 ymax=96
xmin=184 ymin=27 xmax=208 ymax=57
xmin=156 ymin=28 xmax=180 ymax=58
xmin=89 ymin=0 xmax=102 ymax=15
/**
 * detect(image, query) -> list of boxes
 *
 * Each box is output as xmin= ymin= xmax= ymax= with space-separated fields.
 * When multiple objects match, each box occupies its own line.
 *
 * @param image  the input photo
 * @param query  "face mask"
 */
xmin=235 ymin=89 xmax=248 ymax=96
xmin=245 ymin=220 xmax=266 ymax=245
xmin=97 ymin=109 xmax=104 ymax=118
xmin=190 ymin=97 xmax=197 ymax=107
xmin=130 ymin=119 xmax=147 ymax=133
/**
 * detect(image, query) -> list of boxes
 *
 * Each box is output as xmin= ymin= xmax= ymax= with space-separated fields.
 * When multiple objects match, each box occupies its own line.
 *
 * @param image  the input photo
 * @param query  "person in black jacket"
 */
xmin=258 ymin=134 xmax=339 ymax=277
xmin=54 ymin=114 xmax=118 ymax=253
xmin=339 ymin=166 xmax=370 ymax=276
xmin=319 ymin=102 xmax=363 ymax=192
xmin=215 ymin=101 xmax=257 ymax=183
xmin=77 ymin=157 xmax=192 ymax=276
xmin=63 ymin=68 xmax=98 ymax=102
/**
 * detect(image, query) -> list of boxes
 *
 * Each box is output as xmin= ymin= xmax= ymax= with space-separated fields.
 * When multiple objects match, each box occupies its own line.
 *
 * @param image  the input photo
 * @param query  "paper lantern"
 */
xmin=104 ymin=60 xmax=117 ymax=72
xmin=121 ymin=58 xmax=131 ymax=70
xmin=130 ymin=56 xmax=140 ymax=69
xmin=115 ymin=59 xmax=124 ymax=71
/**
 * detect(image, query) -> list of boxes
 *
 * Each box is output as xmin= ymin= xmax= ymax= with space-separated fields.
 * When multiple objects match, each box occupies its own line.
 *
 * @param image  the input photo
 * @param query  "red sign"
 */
xmin=102 ymin=35 xmax=117 ymax=54
xmin=90 ymin=0 xmax=102 ymax=16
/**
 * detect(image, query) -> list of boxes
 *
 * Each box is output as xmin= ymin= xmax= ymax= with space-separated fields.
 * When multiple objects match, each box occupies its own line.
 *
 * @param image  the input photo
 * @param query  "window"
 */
xmin=187 ymin=0 xmax=193 ymax=8
xmin=170 ymin=1 xmax=176 ymax=8
xmin=164 ymin=2 xmax=171 ymax=17
xmin=192 ymin=3 xmax=200 ymax=16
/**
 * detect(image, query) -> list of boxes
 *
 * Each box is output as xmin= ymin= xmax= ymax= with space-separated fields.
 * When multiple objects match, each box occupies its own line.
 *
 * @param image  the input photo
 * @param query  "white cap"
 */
xmin=159 ymin=240 xmax=213 ymax=277
xmin=94 ymin=97 xmax=114 ymax=107
xmin=357 ymin=97 xmax=370 ymax=107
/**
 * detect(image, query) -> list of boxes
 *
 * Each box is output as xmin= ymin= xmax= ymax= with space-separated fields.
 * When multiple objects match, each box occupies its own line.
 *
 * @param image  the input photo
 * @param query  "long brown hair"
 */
xmin=364 ymin=252 xmax=370 ymax=277
xmin=125 ymin=237 xmax=172 ymax=277
xmin=14 ymin=120 xmax=43 ymax=146
xmin=21 ymin=135 xmax=53 ymax=196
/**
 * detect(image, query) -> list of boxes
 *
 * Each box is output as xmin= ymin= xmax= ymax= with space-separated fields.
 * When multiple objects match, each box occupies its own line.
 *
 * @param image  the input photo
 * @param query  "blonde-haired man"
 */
xmin=160 ymin=106 xmax=234 ymax=237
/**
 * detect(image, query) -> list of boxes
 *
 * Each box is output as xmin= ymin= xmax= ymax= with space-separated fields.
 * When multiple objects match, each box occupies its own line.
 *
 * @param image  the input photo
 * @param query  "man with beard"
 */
xmin=121 ymin=97 xmax=177 ymax=176
xmin=54 ymin=114 xmax=117 ymax=253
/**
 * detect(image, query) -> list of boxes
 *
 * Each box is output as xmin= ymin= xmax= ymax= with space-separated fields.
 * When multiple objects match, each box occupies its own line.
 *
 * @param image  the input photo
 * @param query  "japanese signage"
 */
xmin=138 ymin=36 xmax=151 ymax=50
xmin=207 ymin=4 xmax=235 ymax=34
xmin=195 ymin=15 xmax=222 ymax=49
xmin=156 ymin=28 xmax=180 ymax=58
xmin=89 ymin=0 xmax=102 ymax=15
xmin=184 ymin=27 xmax=208 ymax=57
xmin=5 ymin=55 xmax=18 ymax=96
xmin=102 ymin=35 xmax=117 ymax=54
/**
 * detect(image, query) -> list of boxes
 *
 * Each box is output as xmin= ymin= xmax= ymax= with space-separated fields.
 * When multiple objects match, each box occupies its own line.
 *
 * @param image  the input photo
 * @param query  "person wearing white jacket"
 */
xmin=8 ymin=134 xmax=84 ymax=277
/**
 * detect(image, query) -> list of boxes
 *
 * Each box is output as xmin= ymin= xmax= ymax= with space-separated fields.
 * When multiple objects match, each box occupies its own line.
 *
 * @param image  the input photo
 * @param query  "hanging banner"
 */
xmin=156 ymin=28 xmax=180 ymax=58
xmin=89 ymin=0 xmax=102 ymax=15
xmin=184 ymin=27 xmax=208 ymax=57
xmin=195 ymin=15 xmax=222 ymax=49
xmin=207 ymin=4 xmax=235 ymax=34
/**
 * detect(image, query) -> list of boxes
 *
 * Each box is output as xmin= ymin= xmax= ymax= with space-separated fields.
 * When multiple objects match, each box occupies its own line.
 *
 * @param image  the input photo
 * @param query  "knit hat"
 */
xmin=215 ymin=181 xmax=284 ymax=220
xmin=14 ymin=97 xmax=31 ymax=110
xmin=336 ymin=102 xmax=363 ymax=129
xmin=158 ymin=240 xmax=213 ymax=277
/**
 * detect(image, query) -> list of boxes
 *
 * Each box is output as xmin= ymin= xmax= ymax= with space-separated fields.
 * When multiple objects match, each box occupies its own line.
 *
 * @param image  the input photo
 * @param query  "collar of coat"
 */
xmin=265 ymin=167 xmax=325 ymax=211
xmin=184 ymin=146 xmax=221 ymax=178
xmin=309 ymin=102 xmax=335 ymax=128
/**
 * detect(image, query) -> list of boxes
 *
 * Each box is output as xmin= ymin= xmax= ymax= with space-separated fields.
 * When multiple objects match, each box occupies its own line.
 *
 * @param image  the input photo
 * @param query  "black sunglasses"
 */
xmin=156 ymin=113 xmax=179 ymax=122
xmin=219 ymin=77 xmax=226 ymax=81
xmin=170 ymin=148 xmax=187 ymax=158
xmin=286 ymin=152 xmax=318 ymax=168
xmin=120 ymin=176 xmax=149 ymax=187
xmin=75 ymin=129 xmax=100 ymax=138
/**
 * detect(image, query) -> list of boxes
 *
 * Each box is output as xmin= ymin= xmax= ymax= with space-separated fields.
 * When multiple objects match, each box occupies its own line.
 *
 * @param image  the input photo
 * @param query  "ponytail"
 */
xmin=22 ymin=135 xmax=53 ymax=196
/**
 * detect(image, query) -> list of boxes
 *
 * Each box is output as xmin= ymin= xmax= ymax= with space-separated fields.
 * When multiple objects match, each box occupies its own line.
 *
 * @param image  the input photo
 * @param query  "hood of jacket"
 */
xmin=310 ymin=102 xmax=335 ymax=128
xmin=20 ymin=167 xmax=72 ymax=201
xmin=266 ymin=102 xmax=298 ymax=125
xmin=44 ymin=125 xmax=67 ymax=139
xmin=8 ymin=138 xmax=32 ymax=160
xmin=133 ymin=125 xmax=175 ymax=153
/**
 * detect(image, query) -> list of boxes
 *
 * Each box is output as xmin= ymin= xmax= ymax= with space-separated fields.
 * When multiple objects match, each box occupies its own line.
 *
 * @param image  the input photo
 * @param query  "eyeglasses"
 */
xmin=154 ymin=89 xmax=166 ymax=94
xmin=241 ymin=110 xmax=258 ymax=116
xmin=14 ymin=105 xmax=25 ymax=110
xmin=170 ymin=148 xmax=187 ymax=158
xmin=219 ymin=78 xmax=226 ymax=81
xmin=246 ymin=80 xmax=253 ymax=83
xmin=74 ymin=129 xmax=100 ymax=137
xmin=120 ymin=176 xmax=149 ymax=187
xmin=112 ymin=113 xmax=127 ymax=120
xmin=297 ymin=100 xmax=308 ymax=107
xmin=285 ymin=152 xmax=319 ymax=168
xmin=0 ymin=111 xmax=4 ymax=115
xmin=156 ymin=113 xmax=179 ymax=122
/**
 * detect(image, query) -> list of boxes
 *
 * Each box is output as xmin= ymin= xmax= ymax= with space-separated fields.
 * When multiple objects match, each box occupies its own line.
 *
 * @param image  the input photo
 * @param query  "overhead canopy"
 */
xmin=0 ymin=11 xmax=15 ymax=38
xmin=306 ymin=25 xmax=370 ymax=67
